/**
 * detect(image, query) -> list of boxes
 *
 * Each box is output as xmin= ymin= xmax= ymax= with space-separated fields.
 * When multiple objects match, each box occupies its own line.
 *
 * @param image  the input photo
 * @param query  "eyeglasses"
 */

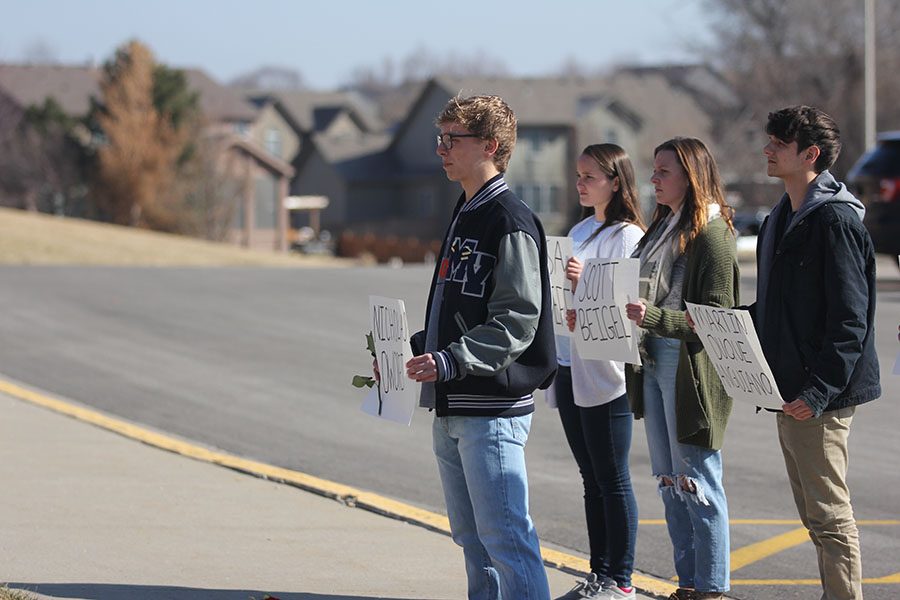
xmin=436 ymin=132 xmax=479 ymax=150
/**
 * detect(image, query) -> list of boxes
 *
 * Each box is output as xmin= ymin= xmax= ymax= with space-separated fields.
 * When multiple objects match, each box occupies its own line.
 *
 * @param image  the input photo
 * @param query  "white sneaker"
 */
xmin=554 ymin=573 xmax=603 ymax=599
xmin=594 ymin=577 xmax=636 ymax=600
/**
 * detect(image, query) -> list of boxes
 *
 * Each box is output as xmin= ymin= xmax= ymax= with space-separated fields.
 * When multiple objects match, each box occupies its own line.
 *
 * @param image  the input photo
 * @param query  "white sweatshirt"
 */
xmin=555 ymin=217 xmax=644 ymax=407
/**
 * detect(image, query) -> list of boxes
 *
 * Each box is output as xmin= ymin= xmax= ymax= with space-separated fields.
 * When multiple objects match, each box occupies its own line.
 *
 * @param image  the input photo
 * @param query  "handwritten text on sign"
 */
xmin=546 ymin=236 xmax=574 ymax=337
xmin=685 ymin=302 xmax=783 ymax=409
xmin=363 ymin=295 xmax=417 ymax=425
xmin=572 ymin=258 xmax=641 ymax=365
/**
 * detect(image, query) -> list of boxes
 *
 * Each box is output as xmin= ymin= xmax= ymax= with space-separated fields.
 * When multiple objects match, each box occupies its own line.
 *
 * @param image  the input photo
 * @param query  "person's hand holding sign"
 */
xmin=625 ymin=299 xmax=647 ymax=327
xmin=407 ymin=353 xmax=438 ymax=382
xmin=783 ymin=398 xmax=814 ymax=421
xmin=565 ymin=256 xmax=583 ymax=293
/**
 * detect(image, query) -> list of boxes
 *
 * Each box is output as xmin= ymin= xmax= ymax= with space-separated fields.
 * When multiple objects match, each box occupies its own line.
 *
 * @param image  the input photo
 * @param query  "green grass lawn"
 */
xmin=0 ymin=208 xmax=346 ymax=267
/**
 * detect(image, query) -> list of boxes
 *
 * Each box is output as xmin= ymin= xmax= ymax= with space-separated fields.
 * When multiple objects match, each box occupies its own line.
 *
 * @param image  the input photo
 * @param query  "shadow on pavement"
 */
xmin=8 ymin=583 xmax=445 ymax=600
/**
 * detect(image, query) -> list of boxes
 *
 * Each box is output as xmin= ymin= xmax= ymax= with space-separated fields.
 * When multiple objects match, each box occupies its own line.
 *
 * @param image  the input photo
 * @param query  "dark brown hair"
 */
xmin=578 ymin=143 xmax=645 ymax=248
xmin=766 ymin=105 xmax=841 ymax=173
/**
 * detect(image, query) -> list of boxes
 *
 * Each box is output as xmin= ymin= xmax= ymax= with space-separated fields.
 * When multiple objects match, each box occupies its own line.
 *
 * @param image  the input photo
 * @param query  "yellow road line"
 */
xmin=0 ymin=378 xmax=677 ymax=595
xmin=730 ymin=527 xmax=811 ymax=572
xmin=639 ymin=519 xmax=900 ymax=525
xmin=731 ymin=578 xmax=827 ymax=585
xmin=733 ymin=573 xmax=900 ymax=585
xmin=537 ymin=548 xmax=675 ymax=597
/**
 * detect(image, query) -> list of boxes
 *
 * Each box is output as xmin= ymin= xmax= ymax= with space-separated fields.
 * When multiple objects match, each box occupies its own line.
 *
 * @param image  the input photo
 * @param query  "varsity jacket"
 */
xmin=411 ymin=175 xmax=557 ymax=417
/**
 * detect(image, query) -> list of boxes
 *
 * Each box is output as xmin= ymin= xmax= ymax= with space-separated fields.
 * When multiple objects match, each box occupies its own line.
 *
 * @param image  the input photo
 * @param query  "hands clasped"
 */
xmin=406 ymin=353 xmax=438 ymax=383
xmin=374 ymin=353 xmax=439 ymax=383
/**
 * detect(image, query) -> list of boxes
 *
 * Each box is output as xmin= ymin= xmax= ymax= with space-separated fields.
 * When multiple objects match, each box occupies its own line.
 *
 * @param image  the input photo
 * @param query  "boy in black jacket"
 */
xmin=405 ymin=95 xmax=556 ymax=600
xmin=750 ymin=106 xmax=881 ymax=600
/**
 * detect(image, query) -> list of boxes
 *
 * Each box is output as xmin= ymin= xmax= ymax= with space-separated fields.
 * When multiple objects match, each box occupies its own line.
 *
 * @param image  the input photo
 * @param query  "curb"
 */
xmin=0 ymin=376 xmax=677 ymax=599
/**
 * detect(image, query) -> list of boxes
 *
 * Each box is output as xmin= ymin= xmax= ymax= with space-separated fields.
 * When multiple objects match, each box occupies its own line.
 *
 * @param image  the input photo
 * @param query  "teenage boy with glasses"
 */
xmin=404 ymin=95 xmax=557 ymax=599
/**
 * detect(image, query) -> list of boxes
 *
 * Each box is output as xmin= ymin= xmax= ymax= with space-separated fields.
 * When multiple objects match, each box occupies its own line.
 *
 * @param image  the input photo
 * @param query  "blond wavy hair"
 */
xmin=436 ymin=95 xmax=517 ymax=172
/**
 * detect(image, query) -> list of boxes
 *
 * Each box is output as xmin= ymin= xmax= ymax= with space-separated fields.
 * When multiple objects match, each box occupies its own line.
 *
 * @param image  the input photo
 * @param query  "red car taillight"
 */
xmin=878 ymin=177 xmax=900 ymax=203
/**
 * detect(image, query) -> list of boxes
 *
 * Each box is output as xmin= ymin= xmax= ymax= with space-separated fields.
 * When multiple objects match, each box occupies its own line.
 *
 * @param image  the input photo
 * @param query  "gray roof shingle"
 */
xmin=243 ymin=89 xmax=384 ymax=133
xmin=0 ymin=64 xmax=100 ymax=115
xmin=0 ymin=63 xmax=257 ymax=122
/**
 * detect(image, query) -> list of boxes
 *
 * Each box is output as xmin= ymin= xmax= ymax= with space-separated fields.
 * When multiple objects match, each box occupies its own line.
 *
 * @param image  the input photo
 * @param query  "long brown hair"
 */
xmin=578 ymin=144 xmax=645 ymax=249
xmin=638 ymin=137 xmax=734 ymax=254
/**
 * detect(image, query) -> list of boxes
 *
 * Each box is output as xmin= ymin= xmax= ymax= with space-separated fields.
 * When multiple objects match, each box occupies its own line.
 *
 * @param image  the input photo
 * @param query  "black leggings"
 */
xmin=554 ymin=365 xmax=638 ymax=587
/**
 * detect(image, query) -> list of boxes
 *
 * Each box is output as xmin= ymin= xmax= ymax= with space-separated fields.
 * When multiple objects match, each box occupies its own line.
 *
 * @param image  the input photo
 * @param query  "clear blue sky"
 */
xmin=1 ymin=0 xmax=715 ymax=89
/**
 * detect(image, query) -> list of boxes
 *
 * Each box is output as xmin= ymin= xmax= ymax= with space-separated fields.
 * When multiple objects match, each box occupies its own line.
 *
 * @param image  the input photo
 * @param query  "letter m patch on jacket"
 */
xmin=447 ymin=237 xmax=496 ymax=297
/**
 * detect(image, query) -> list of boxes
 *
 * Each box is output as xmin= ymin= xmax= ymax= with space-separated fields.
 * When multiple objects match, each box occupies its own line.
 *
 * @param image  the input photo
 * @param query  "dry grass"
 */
xmin=0 ymin=585 xmax=36 ymax=600
xmin=0 ymin=207 xmax=348 ymax=267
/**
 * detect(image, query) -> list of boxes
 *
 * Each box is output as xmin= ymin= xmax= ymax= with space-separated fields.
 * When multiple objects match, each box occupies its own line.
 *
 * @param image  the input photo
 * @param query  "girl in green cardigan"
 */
xmin=624 ymin=138 xmax=739 ymax=600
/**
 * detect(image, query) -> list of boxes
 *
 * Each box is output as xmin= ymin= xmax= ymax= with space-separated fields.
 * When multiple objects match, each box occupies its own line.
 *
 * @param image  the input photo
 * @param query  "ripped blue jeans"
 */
xmin=642 ymin=336 xmax=730 ymax=593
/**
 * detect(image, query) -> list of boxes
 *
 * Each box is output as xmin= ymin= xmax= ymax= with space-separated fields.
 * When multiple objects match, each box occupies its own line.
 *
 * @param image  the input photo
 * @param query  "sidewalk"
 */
xmin=0 ymin=388 xmax=664 ymax=600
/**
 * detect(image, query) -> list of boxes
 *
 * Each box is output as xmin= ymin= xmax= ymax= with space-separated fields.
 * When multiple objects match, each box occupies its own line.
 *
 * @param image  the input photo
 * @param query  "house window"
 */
xmin=514 ymin=183 xmax=560 ymax=217
xmin=605 ymin=128 xmax=619 ymax=144
xmin=548 ymin=185 xmax=562 ymax=214
xmin=519 ymin=130 xmax=545 ymax=152
xmin=254 ymin=175 xmax=278 ymax=229
xmin=233 ymin=200 xmax=245 ymax=229
xmin=264 ymin=128 xmax=282 ymax=158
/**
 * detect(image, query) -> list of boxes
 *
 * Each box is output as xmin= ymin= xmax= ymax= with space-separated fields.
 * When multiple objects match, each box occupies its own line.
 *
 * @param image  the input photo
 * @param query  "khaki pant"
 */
xmin=777 ymin=406 xmax=862 ymax=600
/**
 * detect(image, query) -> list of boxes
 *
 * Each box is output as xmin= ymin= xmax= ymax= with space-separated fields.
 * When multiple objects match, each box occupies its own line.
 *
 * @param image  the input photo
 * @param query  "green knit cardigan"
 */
xmin=625 ymin=216 xmax=739 ymax=450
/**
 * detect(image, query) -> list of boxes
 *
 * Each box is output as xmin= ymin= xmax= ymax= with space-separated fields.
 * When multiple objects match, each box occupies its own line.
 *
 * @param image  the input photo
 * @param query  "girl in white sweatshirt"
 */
xmin=554 ymin=144 xmax=645 ymax=600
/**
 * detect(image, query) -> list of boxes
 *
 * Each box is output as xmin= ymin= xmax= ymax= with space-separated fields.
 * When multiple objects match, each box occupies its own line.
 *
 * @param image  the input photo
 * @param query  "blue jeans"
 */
xmin=433 ymin=414 xmax=550 ymax=600
xmin=555 ymin=366 xmax=638 ymax=587
xmin=642 ymin=336 xmax=730 ymax=593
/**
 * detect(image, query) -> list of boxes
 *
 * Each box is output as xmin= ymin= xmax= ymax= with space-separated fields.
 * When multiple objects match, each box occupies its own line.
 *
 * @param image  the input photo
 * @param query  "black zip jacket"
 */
xmin=749 ymin=171 xmax=881 ymax=415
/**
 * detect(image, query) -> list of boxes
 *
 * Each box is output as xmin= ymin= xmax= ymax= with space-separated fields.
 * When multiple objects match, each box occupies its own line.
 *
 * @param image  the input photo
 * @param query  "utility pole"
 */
xmin=864 ymin=0 xmax=876 ymax=150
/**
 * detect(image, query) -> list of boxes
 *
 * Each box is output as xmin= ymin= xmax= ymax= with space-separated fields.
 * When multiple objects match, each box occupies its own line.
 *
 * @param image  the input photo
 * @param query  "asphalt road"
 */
xmin=1 ymin=264 xmax=897 ymax=600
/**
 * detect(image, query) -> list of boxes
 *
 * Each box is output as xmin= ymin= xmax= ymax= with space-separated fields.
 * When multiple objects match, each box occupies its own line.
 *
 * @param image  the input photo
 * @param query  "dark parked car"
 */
xmin=847 ymin=131 xmax=900 ymax=255
xmin=732 ymin=208 xmax=770 ymax=261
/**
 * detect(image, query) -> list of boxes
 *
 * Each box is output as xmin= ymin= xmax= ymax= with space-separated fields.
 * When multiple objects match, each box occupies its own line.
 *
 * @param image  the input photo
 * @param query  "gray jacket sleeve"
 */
xmin=441 ymin=231 xmax=541 ymax=378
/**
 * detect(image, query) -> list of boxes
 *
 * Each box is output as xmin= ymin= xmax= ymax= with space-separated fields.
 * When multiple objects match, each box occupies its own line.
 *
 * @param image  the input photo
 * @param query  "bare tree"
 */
xmin=21 ymin=38 xmax=59 ymax=64
xmin=703 ymin=0 xmax=900 ymax=176
xmin=177 ymin=135 xmax=242 ymax=241
xmin=345 ymin=45 xmax=509 ymax=94
xmin=0 ymin=95 xmax=84 ymax=214
xmin=229 ymin=65 xmax=306 ymax=90
xmin=343 ymin=45 xmax=510 ymax=126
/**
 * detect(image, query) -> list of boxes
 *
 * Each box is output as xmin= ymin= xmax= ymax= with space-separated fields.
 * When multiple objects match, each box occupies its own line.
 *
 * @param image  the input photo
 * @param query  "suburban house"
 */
xmin=0 ymin=63 xmax=294 ymax=251
xmin=291 ymin=75 xmax=645 ymax=248
xmin=240 ymin=89 xmax=388 ymax=238
xmin=608 ymin=64 xmax=778 ymax=208
xmin=1 ymin=61 xmax=748 ymax=257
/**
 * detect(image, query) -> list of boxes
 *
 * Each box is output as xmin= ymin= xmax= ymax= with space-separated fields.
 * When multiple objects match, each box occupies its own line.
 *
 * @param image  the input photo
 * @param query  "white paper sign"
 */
xmin=361 ymin=295 xmax=417 ymax=425
xmin=572 ymin=258 xmax=641 ymax=365
xmin=546 ymin=236 xmax=574 ymax=337
xmin=685 ymin=302 xmax=783 ymax=409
